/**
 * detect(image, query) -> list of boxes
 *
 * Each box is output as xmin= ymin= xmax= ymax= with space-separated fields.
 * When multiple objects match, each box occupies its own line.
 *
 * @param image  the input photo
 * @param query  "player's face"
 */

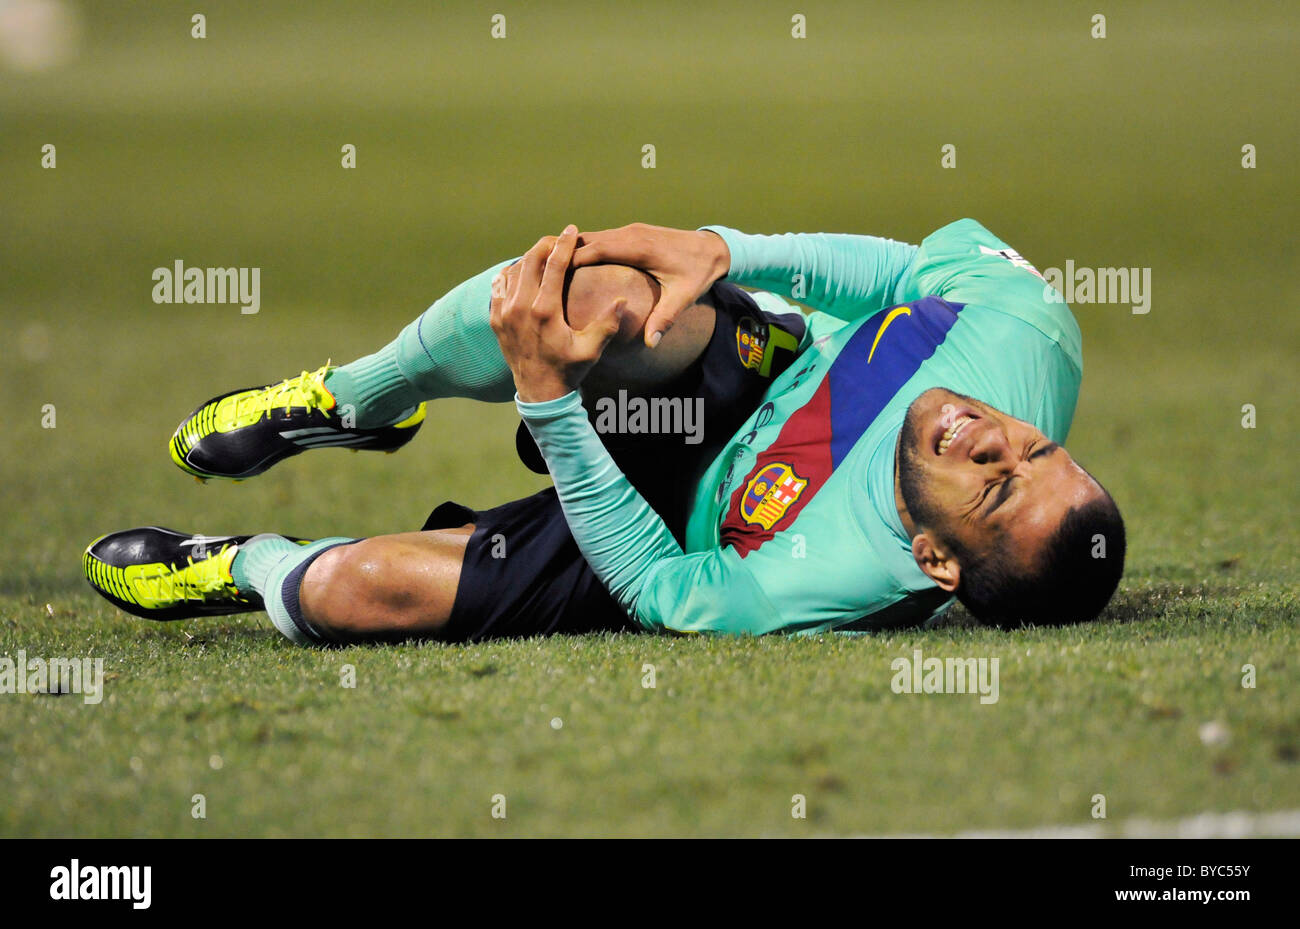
xmin=897 ymin=388 xmax=1101 ymax=580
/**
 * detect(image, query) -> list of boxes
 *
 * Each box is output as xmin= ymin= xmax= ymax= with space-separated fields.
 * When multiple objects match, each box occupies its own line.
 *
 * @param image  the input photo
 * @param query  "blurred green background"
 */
xmin=0 ymin=1 xmax=1296 ymax=836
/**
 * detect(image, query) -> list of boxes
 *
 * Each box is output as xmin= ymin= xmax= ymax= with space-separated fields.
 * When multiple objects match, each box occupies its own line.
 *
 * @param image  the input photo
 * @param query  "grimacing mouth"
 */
xmin=931 ymin=402 xmax=981 ymax=457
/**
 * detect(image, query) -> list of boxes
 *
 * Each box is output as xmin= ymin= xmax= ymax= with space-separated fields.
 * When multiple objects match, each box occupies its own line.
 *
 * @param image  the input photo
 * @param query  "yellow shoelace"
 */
xmin=131 ymin=545 xmax=236 ymax=603
xmin=232 ymin=363 xmax=333 ymax=423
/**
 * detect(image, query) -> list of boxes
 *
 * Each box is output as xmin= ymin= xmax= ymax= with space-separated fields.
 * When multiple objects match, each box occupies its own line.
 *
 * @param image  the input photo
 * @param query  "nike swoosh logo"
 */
xmin=867 ymin=305 xmax=912 ymax=364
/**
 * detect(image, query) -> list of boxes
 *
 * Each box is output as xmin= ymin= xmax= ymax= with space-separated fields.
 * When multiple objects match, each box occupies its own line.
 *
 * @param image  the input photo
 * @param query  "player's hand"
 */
xmin=490 ymin=226 xmax=625 ymax=403
xmin=572 ymin=222 xmax=730 ymax=348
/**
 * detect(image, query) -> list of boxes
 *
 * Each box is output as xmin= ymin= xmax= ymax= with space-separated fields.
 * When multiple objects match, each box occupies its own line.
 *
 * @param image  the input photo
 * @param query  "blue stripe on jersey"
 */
xmin=829 ymin=297 xmax=965 ymax=468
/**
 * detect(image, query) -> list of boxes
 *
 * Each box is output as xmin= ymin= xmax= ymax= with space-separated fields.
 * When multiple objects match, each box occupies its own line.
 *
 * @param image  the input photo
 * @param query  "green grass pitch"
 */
xmin=0 ymin=1 xmax=1296 ymax=836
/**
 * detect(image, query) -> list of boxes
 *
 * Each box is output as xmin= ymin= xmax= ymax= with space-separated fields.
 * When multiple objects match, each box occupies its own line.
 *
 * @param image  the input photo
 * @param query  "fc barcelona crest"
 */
xmin=736 ymin=316 xmax=768 ymax=371
xmin=739 ymin=462 xmax=808 ymax=530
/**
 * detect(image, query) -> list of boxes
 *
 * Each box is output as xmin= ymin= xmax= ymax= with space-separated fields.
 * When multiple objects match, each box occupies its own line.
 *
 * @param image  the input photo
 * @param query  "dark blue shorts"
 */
xmin=422 ymin=283 xmax=804 ymax=641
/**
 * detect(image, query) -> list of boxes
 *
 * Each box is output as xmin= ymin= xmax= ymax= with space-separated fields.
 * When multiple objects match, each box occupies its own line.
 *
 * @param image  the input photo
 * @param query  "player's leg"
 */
xmin=256 ymin=488 xmax=637 ymax=645
xmin=328 ymin=261 xmax=714 ymax=414
xmin=81 ymin=524 xmax=472 ymax=643
xmin=85 ymin=282 xmax=806 ymax=641
xmin=170 ymin=260 xmax=715 ymax=481
xmin=83 ymin=491 xmax=634 ymax=644
xmin=329 ymin=261 xmax=713 ymax=413
xmin=167 ymin=260 xmax=513 ymax=481
xmin=293 ymin=529 xmax=472 ymax=643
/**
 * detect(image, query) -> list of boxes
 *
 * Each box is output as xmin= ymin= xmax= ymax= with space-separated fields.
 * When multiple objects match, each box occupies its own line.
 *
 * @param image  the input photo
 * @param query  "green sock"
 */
xmin=232 ymin=534 xmax=357 ymax=646
xmin=325 ymin=259 xmax=518 ymax=428
xmin=230 ymin=534 xmax=302 ymax=592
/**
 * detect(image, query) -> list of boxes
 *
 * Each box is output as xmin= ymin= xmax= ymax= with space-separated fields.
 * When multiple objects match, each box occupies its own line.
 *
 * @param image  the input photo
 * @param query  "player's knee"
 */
xmin=299 ymin=544 xmax=365 ymax=634
xmin=566 ymin=264 xmax=717 ymax=390
xmin=301 ymin=539 xmax=448 ymax=639
xmin=565 ymin=264 xmax=656 ymax=342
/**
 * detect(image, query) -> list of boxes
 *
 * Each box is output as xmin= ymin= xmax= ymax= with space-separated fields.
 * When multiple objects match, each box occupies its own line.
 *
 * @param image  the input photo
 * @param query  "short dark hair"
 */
xmin=950 ymin=490 xmax=1127 ymax=627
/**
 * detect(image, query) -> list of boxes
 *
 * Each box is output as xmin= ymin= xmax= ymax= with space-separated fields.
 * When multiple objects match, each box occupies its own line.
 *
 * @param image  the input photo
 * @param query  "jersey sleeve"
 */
xmin=701 ymin=225 xmax=919 ymax=322
xmin=517 ymin=391 xmax=787 ymax=634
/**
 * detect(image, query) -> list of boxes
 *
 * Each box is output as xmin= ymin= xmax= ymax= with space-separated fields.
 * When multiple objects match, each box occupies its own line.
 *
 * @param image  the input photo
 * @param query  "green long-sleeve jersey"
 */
xmin=519 ymin=218 xmax=1082 ymax=634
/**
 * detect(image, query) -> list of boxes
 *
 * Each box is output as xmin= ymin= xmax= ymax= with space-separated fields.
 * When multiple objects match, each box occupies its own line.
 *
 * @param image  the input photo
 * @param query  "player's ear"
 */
xmin=912 ymin=533 xmax=960 ymax=592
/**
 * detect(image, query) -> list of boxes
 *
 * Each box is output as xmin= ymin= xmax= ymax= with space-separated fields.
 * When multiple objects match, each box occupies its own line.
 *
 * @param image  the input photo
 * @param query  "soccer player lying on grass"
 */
xmin=83 ymin=219 xmax=1125 ymax=643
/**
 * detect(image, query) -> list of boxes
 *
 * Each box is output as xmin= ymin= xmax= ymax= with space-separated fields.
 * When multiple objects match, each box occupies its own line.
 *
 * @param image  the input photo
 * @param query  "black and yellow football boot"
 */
xmin=83 ymin=527 xmax=302 ymax=620
xmin=169 ymin=363 xmax=426 ymax=480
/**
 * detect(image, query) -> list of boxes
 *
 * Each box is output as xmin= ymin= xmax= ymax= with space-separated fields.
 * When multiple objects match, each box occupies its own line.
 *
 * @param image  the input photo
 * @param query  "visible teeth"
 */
xmin=939 ymin=415 xmax=972 ymax=453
